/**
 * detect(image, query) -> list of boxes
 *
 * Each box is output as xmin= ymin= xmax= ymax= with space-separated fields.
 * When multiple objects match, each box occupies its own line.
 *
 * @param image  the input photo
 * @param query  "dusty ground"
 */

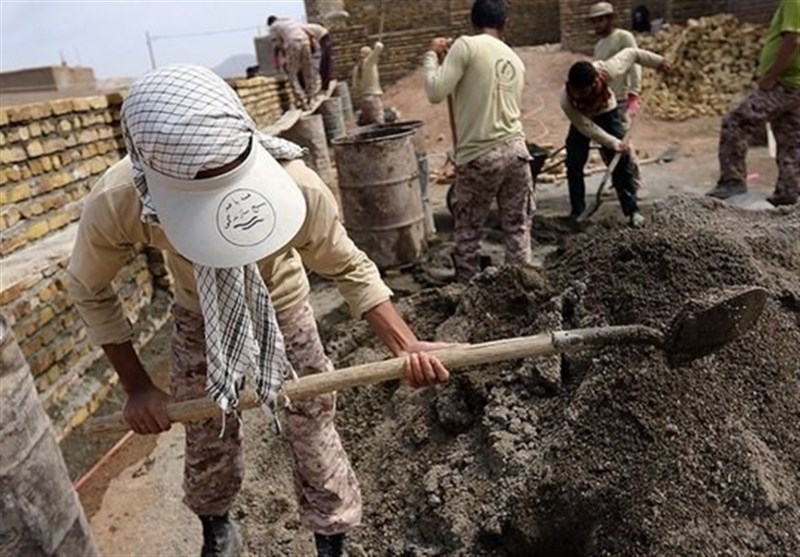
xmin=64 ymin=46 xmax=794 ymax=556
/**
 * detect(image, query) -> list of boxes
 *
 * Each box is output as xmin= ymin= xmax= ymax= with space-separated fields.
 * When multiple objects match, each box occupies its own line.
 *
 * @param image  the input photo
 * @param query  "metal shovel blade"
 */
xmin=665 ymin=286 xmax=768 ymax=365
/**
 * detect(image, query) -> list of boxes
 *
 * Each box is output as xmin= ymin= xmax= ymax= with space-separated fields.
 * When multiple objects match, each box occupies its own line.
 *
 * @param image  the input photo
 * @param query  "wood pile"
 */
xmin=637 ymin=14 xmax=767 ymax=120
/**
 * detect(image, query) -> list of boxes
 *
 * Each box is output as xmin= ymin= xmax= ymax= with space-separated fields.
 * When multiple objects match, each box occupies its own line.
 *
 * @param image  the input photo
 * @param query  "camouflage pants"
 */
xmin=452 ymin=137 xmax=534 ymax=280
xmin=357 ymin=95 xmax=384 ymax=126
xmin=171 ymin=300 xmax=361 ymax=534
xmin=286 ymin=39 xmax=315 ymax=106
xmin=719 ymin=83 xmax=800 ymax=200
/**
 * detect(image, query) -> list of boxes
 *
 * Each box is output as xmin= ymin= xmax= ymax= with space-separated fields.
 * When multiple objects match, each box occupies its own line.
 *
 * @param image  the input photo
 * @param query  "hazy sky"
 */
xmin=0 ymin=0 xmax=306 ymax=79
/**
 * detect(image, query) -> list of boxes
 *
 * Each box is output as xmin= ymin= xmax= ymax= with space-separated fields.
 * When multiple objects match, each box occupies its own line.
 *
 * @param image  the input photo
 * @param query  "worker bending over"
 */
xmin=268 ymin=15 xmax=314 ymax=109
xmin=589 ymin=1 xmax=646 ymax=196
xmin=304 ymin=22 xmax=334 ymax=93
xmin=352 ymin=41 xmax=385 ymax=125
xmin=66 ymin=65 xmax=449 ymax=557
xmin=561 ymin=47 xmax=669 ymax=227
xmin=708 ymin=0 xmax=799 ymax=206
xmin=423 ymin=0 xmax=533 ymax=282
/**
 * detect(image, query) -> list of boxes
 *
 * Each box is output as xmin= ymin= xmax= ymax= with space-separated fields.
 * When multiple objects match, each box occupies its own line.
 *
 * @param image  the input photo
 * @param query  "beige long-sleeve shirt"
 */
xmin=594 ymin=29 xmax=642 ymax=100
xmin=303 ymin=23 xmax=329 ymax=41
xmin=270 ymin=18 xmax=308 ymax=46
xmin=352 ymin=41 xmax=384 ymax=97
xmin=423 ymin=34 xmax=525 ymax=165
xmin=560 ymin=47 xmax=663 ymax=149
xmin=65 ymin=157 xmax=392 ymax=346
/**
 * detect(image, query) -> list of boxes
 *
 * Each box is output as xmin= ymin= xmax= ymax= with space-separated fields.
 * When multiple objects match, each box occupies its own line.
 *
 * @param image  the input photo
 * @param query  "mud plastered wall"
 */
xmin=559 ymin=0 xmax=779 ymax=54
xmin=0 ymin=76 xmax=292 ymax=438
xmin=306 ymin=0 xmax=562 ymax=87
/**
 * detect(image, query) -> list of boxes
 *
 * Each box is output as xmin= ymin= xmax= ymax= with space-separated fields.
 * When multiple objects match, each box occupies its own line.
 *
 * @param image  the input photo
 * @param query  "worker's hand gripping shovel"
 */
xmin=87 ymin=287 xmax=767 ymax=435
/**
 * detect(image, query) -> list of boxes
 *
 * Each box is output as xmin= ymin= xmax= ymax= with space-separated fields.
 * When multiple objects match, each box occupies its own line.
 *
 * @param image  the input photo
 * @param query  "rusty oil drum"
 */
xmin=332 ymin=126 xmax=427 ymax=269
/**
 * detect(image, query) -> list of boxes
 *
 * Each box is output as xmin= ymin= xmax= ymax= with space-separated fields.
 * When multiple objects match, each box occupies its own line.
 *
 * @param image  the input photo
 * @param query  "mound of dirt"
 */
xmin=234 ymin=197 xmax=799 ymax=556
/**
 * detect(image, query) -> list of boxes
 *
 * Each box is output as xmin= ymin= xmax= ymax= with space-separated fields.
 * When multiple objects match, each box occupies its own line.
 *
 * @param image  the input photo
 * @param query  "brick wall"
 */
xmin=0 ymin=77 xmax=292 ymax=436
xmin=560 ymin=0 xmax=779 ymax=54
xmin=227 ymin=75 xmax=294 ymax=128
xmin=310 ymin=0 xmax=561 ymax=87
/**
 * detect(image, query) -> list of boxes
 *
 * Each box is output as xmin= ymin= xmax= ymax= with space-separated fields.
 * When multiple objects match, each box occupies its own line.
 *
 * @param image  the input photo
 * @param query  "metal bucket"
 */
xmin=0 ymin=317 xmax=99 ymax=557
xmin=279 ymin=114 xmax=334 ymax=186
xmin=333 ymin=81 xmax=354 ymax=121
xmin=332 ymin=127 xmax=427 ymax=270
xmin=318 ymin=97 xmax=345 ymax=143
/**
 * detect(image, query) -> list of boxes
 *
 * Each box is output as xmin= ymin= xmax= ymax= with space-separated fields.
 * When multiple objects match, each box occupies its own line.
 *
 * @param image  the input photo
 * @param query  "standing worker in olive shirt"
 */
xmin=423 ymin=0 xmax=533 ymax=282
xmin=352 ymin=41 xmax=385 ymax=125
xmin=708 ymin=0 xmax=800 ymax=206
xmin=561 ymin=47 xmax=670 ymax=227
xmin=589 ymin=1 xmax=646 ymax=195
xmin=65 ymin=65 xmax=450 ymax=557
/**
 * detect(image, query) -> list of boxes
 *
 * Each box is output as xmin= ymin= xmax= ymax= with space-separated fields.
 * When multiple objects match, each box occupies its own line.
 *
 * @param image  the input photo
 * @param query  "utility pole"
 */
xmin=145 ymin=31 xmax=157 ymax=70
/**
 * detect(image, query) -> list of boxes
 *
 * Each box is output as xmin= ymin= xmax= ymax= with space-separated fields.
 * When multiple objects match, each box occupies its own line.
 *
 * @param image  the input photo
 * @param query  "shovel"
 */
xmin=86 ymin=287 xmax=767 ymax=435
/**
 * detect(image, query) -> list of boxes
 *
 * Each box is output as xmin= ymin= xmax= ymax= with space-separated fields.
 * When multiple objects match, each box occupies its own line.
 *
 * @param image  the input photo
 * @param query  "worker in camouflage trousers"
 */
xmin=423 ymin=0 xmax=533 ymax=282
xmin=708 ymin=0 xmax=800 ymax=206
xmin=66 ymin=65 xmax=450 ymax=557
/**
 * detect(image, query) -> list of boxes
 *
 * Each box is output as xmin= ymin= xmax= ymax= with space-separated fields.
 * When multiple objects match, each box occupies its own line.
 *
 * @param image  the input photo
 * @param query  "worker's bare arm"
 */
xmin=102 ymin=341 xmax=171 ymax=434
xmin=363 ymin=300 xmax=451 ymax=388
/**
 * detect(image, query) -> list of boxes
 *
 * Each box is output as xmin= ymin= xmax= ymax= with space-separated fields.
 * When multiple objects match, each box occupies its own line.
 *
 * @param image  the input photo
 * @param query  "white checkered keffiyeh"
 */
xmin=121 ymin=64 xmax=305 ymax=413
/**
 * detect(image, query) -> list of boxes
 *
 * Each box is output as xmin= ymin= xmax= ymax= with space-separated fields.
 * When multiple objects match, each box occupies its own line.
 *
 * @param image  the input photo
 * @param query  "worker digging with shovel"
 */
xmin=589 ymin=1 xmax=647 ymax=199
xmin=65 ymin=65 xmax=451 ymax=557
xmin=561 ymin=45 xmax=671 ymax=227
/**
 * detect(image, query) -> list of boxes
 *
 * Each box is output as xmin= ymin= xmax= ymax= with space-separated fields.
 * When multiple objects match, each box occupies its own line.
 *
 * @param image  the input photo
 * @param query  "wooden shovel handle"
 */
xmin=86 ymin=325 xmax=660 ymax=435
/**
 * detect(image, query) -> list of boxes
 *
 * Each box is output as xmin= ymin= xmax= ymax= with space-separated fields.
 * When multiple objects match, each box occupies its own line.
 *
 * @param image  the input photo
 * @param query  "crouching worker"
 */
xmin=561 ymin=47 xmax=670 ymax=227
xmin=65 ymin=65 xmax=450 ymax=557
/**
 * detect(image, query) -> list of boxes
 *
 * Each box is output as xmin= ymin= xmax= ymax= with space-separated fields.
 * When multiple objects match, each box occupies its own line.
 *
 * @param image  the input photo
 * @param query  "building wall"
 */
xmin=306 ymin=0 xmax=562 ymax=87
xmin=0 ymin=76 xmax=293 ymax=437
xmin=0 ymin=66 xmax=97 ymax=94
xmin=560 ymin=0 xmax=779 ymax=54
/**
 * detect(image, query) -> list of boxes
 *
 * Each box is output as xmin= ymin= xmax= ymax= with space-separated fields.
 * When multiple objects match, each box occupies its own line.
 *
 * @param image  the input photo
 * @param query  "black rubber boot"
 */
xmin=199 ymin=514 xmax=242 ymax=557
xmin=314 ymin=533 xmax=348 ymax=557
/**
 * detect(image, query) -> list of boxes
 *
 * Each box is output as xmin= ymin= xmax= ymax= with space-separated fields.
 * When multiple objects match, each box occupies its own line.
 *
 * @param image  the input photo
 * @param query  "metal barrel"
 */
xmin=318 ymin=97 xmax=346 ymax=143
xmin=332 ymin=126 xmax=427 ymax=270
xmin=279 ymin=114 xmax=334 ymax=186
xmin=0 ymin=317 xmax=99 ymax=557
xmin=333 ymin=81 xmax=354 ymax=120
xmin=381 ymin=121 xmax=436 ymax=237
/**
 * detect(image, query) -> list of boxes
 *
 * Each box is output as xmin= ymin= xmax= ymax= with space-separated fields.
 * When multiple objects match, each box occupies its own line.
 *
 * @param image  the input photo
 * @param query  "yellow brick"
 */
xmin=50 ymin=99 xmax=73 ymax=115
xmin=41 ymin=156 xmax=53 ymax=172
xmin=58 ymin=119 xmax=72 ymax=133
xmin=71 ymin=98 xmax=91 ymax=112
xmin=0 ymin=183 xmax=31 ymax=204
xmin=40 ymin=120 xmax=55 ymax=134
xmin=25 ymin=219 xmax=50 ymax=242
xmin=0 ymin=146 xmax=26 ymax=164
xmin=0 ymin=107 xmax=8 ymax=126
xmin=48 ymin=212 xmax=71 ymax=230
xmin=26 ymin=140 xmax=44 ymax=157
xmin=3 ymin=165 xmax=21 ymax=183
xmin=41 ymin=171 xmax=70 ymax=191
xmin=43 ymin=138 xmax=66 ymax=154
xmin=7 ymin=105 xmax=31 ymax=123
xmin=88 ymin=96 xmax=108 ymax=109
xmin=1 ymin=206 xmax=21 ymax=231
xmin=0 ymin=131 xmax=5 ymax=147
xmin=28 ymin=121 xmax=42 ymax=137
